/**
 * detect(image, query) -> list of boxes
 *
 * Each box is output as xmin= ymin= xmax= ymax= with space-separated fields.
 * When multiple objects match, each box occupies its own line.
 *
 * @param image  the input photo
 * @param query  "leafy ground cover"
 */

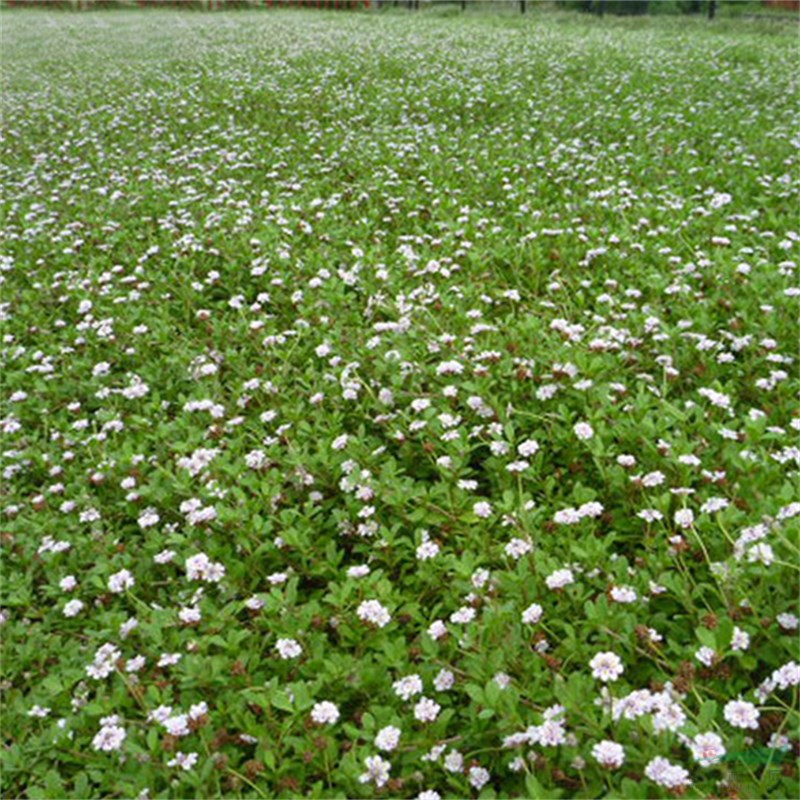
xmin=1 ymin=8 xmax=798 ymax=799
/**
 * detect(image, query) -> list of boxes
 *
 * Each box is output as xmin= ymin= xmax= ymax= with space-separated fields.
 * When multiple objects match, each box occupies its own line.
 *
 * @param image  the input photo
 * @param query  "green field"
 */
xmin=1 ymin=8 xmax=798 ymax=799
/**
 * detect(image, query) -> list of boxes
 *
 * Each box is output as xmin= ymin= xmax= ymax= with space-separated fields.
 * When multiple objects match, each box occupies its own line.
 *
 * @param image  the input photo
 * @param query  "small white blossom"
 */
xmin=592 ymin=740 xmax=625 ymax=768
xmin=375 ymin=726 xmax=401 ymax=752
xmin=644 ymin=756 xmax=692 ymax=789
xmin=590 ymin=652 xmax=624 ymax=682
xmin=359 ymin=755 xmax=391 ymax=788
xmin=310 ymin=701 xmax=340 ymax=725
xmin=63 ymin=599 xmax=85 ymax=617
xmin=731 ymin=626 xmax=750 ymax=652
xmin=108 ymin=569 xmax=134 ymax=594
xmin=695 ymin=646 xmax=716 ymax=667
xmin=522 ymin=603 xmax=543 ymax=624
xmin=92 ymin=723 xmax=126 ymax=752
xmin=357 ymin=599 xmax=391 ymax=628
xmin=275 ymin=638 xmax=302 ymax=660
xmin=546 ymin=568 xmax=575 ymax=590
xmin=723 ymin=699 xmax=760 ymax=729
xmin=413 ymin=697 xmax=441 ymax=722
xmin=473 ymin=501 xmax=493 ymax=519
xmin=468 ymin=766 xmax=490 ymax=790
xmin=434 ymin=669 xmax=455 ymax=692
xmin=393 ymin=674 xmax=423 ymax=701
xmin=689 ymin=732 xmax=726 ymax=767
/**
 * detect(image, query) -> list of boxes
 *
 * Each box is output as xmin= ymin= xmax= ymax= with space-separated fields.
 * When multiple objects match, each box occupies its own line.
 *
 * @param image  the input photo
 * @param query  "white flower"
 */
xmin=147 ymin=705 xmax=173 ymax=724
xmin=674 ymin=509 xmax=695 ymax=529
xmin=698 ymin=387 xmax=731 ymax=410
xmin=590 ymin=652 xmax=624 ymax=682
xmin=468 ymin=766 xmax=490 ymax=790
xmin=641 ymin=471 xmax=666 ymax=488
xmin=494 ymin=672 xmax=511 ymax=690
xmin=179 ymin=606 xmax=201 ymax=624
xmin=63 ymin=599 xmax=85 ymax=617
xmin=245 ymin=449 xmax=267 ymax=470
xmin=375 ymin=726 xmax=401 ymax=752
xmin=126 ymin=655 xmax=146 ymax=673
xmin=701 ymin=496 xmax=730 ymax=514
xmin=436 ymin=360 xmax=463 ymax=376
xmin=347 ymin=564 xmax=370 ymax=579
xmin=545 ymin=568 xmax=574 ymax=590
xmin=185 ymin=553 xmax=225 ymax=582
xmin=473 ymin=501 xmax=493 ymax=519
xmin=505 ymin=538 xmax=532 ymax=559
xmin=689 ymin=732 xmax=726 ymax=767
xmin=427 ymin=619 xmax=447 ymax=640
xmin=450 ymin=606 xmax=476 ymax=624
xmin=164 ymin=714 xmax=190 ymax=737
xmin=167 ymin=751 xmax=199 ymax=771
xmin=522 ymin=603 xmax=543 ymax=624
xmin=310 ymin=701 xmax=340 ymax=725
xmin=695 ymin=646 xmax=716 ymax=667
xmin=444 ymin=751 xmax=464 ymax=773
xmin=359 ymin=755 xmax=391 ymax=788
xmin=416 ymin=540 xmax=440 ymax=560
xmin=554 ymin=507 xmax=582 ymax=525
xmin=644 ymin=756 xmax=692 ymax=788
xmin=528 ymin=719 xmax=561 ymax=746
xmin=393 ymin=674 xmax=423 ymax=701
xmin=59 ymin=575 xmax=77 ymax=591
xmin=592 ymin=740 xmax=625 ymax=768
xmin=86 ymin=643 xmax=121 ymax=680
xmin=777 ymin=613 xmax=799 ymax=631
xmin=357 ymin=599 xmax=391 ymax=628
xmin=579 ymin=501 xmax=604 ymax=519
xmin=731 ymin=626 xmax=750 ymax=652
xmin=332 ymin=434 xmax=348 ymax=451
xmin=108 ymin=569 xmax=134 ymax=594
xmin=574 ymin=422 xmax=594 ymax=441
xmin=609 ymin=586 xmax=637 ymax=604
xmin=471 ymin=568 xmax=490 ymax=589
xmin=747 ymin=543 xmax=774 ymax=565
xmin=275 ymin=638 xmax=302 ymax=660
xmin=652 ymin=701 xmax=686 ymax=733
xmin=434 ymin=669 xmax=455 ymax=691
xmin=518 ymin=439 xmax=540 ymax=457
xmin=92 ymin=723 xmax=126 ymax=752
xmin=137 ymin=507 xmax=160 ymax=529
xmin=413 ymin=697 xmax=441 ymax=722
xmin=723 ymin=699 xmax=760 ymax=729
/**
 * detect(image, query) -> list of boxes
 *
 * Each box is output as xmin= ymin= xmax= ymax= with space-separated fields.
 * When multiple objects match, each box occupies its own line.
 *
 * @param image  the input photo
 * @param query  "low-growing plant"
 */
xmin=0 ymin=7 xmax=798 ymax=799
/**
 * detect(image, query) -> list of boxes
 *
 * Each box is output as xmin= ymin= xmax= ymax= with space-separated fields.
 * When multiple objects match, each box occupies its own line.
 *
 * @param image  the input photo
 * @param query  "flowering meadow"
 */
xmin=1 ymin=7 xmax=799 ymax=799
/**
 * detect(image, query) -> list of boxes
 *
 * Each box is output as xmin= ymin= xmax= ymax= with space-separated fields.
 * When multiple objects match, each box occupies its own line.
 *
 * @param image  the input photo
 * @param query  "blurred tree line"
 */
xmin=2 ymin=0 xmax=797 ymax=15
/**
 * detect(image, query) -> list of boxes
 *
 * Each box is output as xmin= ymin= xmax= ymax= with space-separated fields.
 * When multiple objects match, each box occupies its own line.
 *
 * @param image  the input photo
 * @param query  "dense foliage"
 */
xmin=1 ymin=9 xmax=798 ymax=799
